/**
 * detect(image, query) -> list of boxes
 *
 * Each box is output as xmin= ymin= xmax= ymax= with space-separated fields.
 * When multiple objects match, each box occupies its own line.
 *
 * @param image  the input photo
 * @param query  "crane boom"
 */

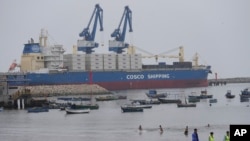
xmin=109 ymin=6 xmax=133 ymax=54
xmin=77 ymin=4 xmax=103 ymax=54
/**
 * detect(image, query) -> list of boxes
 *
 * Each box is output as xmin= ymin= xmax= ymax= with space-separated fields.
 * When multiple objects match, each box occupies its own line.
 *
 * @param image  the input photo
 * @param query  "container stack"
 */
xmin=117 ymin=54 xmax=131 ymax=70
xmin=103 ymin=54 xmax=116 ymax=70
xmin=63 ymin=54 xmax=86 ymax=71
xmin=130 ymin=54 xmax=142 ymax=70
xmin=86 ymin=54 xmax=104 ymax=71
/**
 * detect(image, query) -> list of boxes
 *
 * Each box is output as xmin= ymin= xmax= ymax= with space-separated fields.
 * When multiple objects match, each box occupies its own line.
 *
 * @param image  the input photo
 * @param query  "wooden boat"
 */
xmin=240 ymin=88 xmax=250 ymax=98
xmin=188 ymin=90 xmax=213 ymax=99
xmin=146 ymin=89 xmax=167 ymax=98
xmin=158 ymin=98 xmax=181 ymax=104
xmin=225 ymin=90 xmax=235 ymax=99
xmin=177 ymin=98 xmax=196 ymax=108
xmin=177 ymin=103 xmax=196 ymax=108
xmin=70 ymin=104 xmax=99 ymax=110
xmin=95 ymin=95 xmax=118 ymax=101
xmin=27 ymin=107 xmax=49 ymax=113
xmin=57 ymin=97 xmax=91 ymax=101
xmin=131 ymin=99 xmax=161 ymax=105
xmin=240 ymin=94 xmax=250 ymax=102
xmin=198 ymin=90 xmax=213 ymax=99
xmin=121 ymin=105 xmax=143 ymax=112
xmin=188 ymin=96 xmax=200 ymax=103
xmin=65 ymin=108 xmax=90 ymax=114
xmin=209 ymin=98 xmax=218 ymax=103
xmin=95 ymin=95 xmax=126 ymax=101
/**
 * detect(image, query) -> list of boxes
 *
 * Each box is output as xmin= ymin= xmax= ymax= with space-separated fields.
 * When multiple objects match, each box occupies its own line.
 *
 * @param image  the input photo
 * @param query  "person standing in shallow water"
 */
xmin=192 ymin=128 xmax=199 ymax=141
xmin=224 ymin=131 xmax=230 ymax=141
xmin=184 ymin=126 xmax=188 ymax=135
xmin=159 ymin=125 xmax=163 ymax=133
xmin=138 ymin=125 xmax=142 ymax=131
xmin=209 ymin=132 xmax=214 ymax=141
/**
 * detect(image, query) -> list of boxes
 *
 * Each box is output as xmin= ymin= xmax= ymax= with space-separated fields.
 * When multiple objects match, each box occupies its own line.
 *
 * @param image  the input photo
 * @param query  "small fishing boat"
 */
xmin=27 ymin=107 xmax=49 ymax=113
xmin=209 ymin=98 xmax=218 ymax=103
xmin=177 ymin=98 xmax=196 ymax=108
xmin=131 ymin=99 xmax=161 ymax=105
xmin=158 ymin=98 xmax=181 ymax=104
xmin=225 ymin=90 xmax=235 ymax=99
xmin=95 ymin=95 xmax=126 ymax=101
xmin=70 ymin=103 xmax=99 ymax=110
xmin=188 ymin=90 xmax=213 ymax=99
xmin=240 ymin=88 xmax=250 ymax=98
xmin=65 ymin=108 xmax=90 ymax=114
xmin=188 ymin=96 xmax=200 ymax=103
xmin=198 ymin=90 xmax=213 ymax=99
xmin=121 ymin=105 xmax=143 ymax=112
xmin=240 ymin=95 xmax=250 ymax=102
xmin=146 ymin=89 xmax=167 ymax=98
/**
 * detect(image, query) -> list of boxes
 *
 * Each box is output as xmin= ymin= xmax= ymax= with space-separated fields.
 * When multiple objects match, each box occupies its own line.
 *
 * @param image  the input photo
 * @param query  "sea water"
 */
xmin=0 ymin=83 xmax=249 ymax=141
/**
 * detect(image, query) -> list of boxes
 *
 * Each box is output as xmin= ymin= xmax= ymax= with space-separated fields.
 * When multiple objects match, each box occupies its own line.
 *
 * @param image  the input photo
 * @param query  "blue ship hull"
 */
xmin=11 ymin=68 xmax=210 ymax=90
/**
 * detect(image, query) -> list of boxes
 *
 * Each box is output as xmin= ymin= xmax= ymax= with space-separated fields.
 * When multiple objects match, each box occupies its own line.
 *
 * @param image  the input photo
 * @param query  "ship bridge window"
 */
xmin=41 ymin=57 xmax=44 ymax=59
xmin=37 ymin=56 xmax=40 ymax=59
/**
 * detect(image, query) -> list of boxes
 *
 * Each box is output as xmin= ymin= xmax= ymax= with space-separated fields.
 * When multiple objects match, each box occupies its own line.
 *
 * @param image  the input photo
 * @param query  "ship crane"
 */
xmin=77 ymin=4 xmax=103 ymax=54
xmin=133 ymin=46 xmax=184 ymax=62
xmin=109 ymin=6 xmax=132 ymax=54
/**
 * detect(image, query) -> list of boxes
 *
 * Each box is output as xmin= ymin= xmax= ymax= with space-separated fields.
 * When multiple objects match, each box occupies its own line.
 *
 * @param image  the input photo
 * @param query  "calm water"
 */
xmin=0 ymin=83 xmax=250 ymax=141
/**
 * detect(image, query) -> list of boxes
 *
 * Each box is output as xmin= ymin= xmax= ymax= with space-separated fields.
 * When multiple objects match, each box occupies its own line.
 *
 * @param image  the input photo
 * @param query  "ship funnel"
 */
xmin=39 ymin=28 xmax=48 ymax=47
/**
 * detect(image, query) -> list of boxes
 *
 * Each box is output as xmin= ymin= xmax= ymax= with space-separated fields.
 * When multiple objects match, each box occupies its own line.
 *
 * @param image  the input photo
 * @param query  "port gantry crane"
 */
xmin=109 ymin=6 xmax=133 ymax=54
xmin=77 ymin=4 xmax=104 ymax=54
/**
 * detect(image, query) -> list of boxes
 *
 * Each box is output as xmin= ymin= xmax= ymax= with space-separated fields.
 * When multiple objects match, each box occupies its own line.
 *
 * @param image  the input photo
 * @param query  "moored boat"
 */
xmin=177 ymin=103 xmax=196 ymax=108
xmin=131 ymin=99 xmax=161 ymax=105
xmin=27 ymin=107 xmax=49 ymax=113
xmin=188 ymin=90 xmax=213 ymax=99
xmin=240 ymin=88 xmax=250 ymax=98
xmin=95 ymin=95 xmax=117 ymax=101
xmin=209 ymin=98 xmax=218 ymax=103
xmin=71 ymin=103 xmax=99 ymax=110
xmin=95 ymin=95 xmax=127 ymax=101
xmin=65 ymin=108 xmax=90 ymax=114
xmin=158 ymin=98 xmax=181 ymax=104
xmin=177 ymin=98 xmax=196 ymax=108
xmin=225 ymin=90 xmax=235 ymax=99
xmin=146 ymin=89 xmax=168 ymax=98
xmin=121 ymin=105 xmax=144 ymax=112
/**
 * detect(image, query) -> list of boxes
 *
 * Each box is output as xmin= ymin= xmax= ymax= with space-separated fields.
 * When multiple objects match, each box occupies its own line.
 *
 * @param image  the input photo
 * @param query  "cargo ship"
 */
xmin=4 ymin=31 xmax=211 ymax=90
xmin=2 ymin=5 xmax=212 ymax=91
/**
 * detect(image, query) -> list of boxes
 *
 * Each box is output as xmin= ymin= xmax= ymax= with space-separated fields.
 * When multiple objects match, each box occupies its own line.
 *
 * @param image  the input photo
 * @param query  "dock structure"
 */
xmin=1 ymin=72 xmax=111 ymax=108
xmin=208 ymin=80 xmax=227 ymax=86
xmin=208 ymin=77 xmax=250 ymax=86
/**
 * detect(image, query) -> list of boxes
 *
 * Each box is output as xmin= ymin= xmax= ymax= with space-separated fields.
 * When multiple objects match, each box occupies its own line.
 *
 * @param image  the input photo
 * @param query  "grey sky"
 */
xmin=0 ymin=0 xmax=249 ymax=79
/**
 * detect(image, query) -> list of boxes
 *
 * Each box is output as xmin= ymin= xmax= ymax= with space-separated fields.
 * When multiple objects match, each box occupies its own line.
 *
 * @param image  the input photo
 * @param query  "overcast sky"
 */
xmin=0 ymin=0 xmax=249 ymax=79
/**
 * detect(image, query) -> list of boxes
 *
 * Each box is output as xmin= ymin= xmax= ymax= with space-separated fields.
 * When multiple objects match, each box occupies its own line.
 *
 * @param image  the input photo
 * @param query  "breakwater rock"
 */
xmin=20 ymin=84 xmax=111 ymax=97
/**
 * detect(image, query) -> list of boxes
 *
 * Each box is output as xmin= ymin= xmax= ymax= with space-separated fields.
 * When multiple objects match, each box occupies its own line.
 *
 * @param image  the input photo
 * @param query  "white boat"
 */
xmin=65 ymin=108 xmax=90 ymax=114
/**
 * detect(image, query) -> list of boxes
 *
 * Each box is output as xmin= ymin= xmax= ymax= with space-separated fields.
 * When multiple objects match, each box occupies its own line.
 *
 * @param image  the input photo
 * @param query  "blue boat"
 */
xmin=27 ymin=107 xmax=49 ymax=113
xmin=146 ymin=89 xmax=168 ymax=98
xmin=240 ymin=88 xmax=250 ymax=98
